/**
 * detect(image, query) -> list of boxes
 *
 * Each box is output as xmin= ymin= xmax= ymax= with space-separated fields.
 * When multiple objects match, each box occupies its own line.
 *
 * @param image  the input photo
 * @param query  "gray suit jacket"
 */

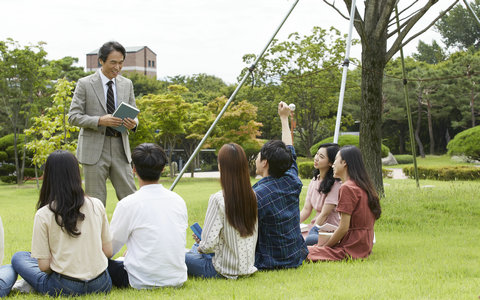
xmin=68 ymin=70 xmax=137 ymax=165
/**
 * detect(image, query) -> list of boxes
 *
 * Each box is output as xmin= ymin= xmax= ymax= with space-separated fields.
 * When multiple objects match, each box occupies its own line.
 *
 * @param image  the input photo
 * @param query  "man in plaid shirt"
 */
xmin=253 ymin=101 xmax=308 ymax=269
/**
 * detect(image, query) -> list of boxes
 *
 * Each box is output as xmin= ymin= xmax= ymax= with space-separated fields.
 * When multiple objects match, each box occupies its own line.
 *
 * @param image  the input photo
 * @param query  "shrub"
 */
xmin=0 ymin=164 xmax=15 ymax=176
xmin=382 ymin=168 xmax=393 ymax=178
xmin=394 ymin=154 xmax=414 ymax=164
xmin=0 ymin=134 xmax=25 ymax=151
xmin=447 ymin=125 xmax=480 ymax=161
xmin=310 ymin=135 xmax=390 ymax=158
xmin=403 ymin=166 xmax=480 ymax=181
xmin=298 ymin=162 xmax=315 ymax=179
xmin=0 ymin=151 xmax=7 ymax=162
xmin=0 ymin=175 xmax=16 ymax=184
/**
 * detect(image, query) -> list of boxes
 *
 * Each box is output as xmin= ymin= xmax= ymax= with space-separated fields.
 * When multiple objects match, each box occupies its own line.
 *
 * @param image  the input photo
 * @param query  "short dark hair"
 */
xmin=98 ymin=41 xmax=126 ymax=63
xmin=260 ymin=140 xmax=292 ymax=178
xmin=132 ymin=143 xmax=167 ymax=181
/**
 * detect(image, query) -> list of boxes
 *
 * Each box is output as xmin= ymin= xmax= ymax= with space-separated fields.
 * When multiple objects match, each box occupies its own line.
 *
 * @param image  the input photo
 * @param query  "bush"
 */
xmin=0 ymin=134 xmax=25 ymax=151
xmin=394 ymin=154 xmax=414 ymax=164
xmin=298 ymin=162 xmax=315 ymax=179
xmin=0 ymin=164 xmax=15 ymax=176
xmin=310 ymin=135 xmax=390 ymax=158
xmin=0 ymin=151 xmax=7 ymax=162
xmin=382 ymin=168 xmax=393 ymax=178
xmin=0 ymin=175 xmax=17 ymax=184
xmin=447 ymin=125 xmax=480 ymax=161
xmin=403 ymin=166 xmax=480 ymax=181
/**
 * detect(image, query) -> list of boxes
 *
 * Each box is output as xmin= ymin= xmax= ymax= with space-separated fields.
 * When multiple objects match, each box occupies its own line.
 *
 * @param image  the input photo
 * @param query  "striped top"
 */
xmin=198 ymin=191 xmax=258 ymax=279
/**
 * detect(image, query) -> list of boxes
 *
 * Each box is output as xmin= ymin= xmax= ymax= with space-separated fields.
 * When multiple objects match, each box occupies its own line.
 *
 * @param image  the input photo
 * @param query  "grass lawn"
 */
xmin=392 ymin=154 xmax=479 ymax=169
xmin=1 ymin=177 xmax=479 ymax=299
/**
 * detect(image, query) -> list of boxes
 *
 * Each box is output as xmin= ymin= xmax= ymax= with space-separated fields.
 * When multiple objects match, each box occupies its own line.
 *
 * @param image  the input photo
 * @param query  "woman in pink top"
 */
xmin=300 ymin=143 xmax=341 ymax=246
xmin=307 ymin=146 xmax=381 ymax=261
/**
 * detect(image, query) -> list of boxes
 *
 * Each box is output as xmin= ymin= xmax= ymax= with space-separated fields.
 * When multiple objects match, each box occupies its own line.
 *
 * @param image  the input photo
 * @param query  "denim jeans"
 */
xmin=305 ymin=226 xmax=319 ymax=246
xmin=184 ymin=244 xmax=222 ymax=278
xmin=0 ymin=264 xmax=17 ymax=297
xmin=11 ymin=251 xmax=111 ymax=297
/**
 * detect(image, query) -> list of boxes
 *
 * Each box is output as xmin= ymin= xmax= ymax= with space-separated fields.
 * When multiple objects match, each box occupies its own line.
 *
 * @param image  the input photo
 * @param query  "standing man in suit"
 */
xmin=68 ymin=41 xmax=137 ymax=206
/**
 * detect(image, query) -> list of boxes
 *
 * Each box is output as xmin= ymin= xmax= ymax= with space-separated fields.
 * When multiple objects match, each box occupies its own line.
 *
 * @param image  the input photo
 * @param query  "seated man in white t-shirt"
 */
xmin=108 ymin=143 xmax=188 ymax=289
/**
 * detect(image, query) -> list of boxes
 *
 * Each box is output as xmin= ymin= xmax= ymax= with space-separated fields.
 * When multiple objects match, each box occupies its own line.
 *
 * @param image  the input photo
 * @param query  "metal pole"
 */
xmin=463 ymin=0 xmax=480 ymax=26
xmin=395 ymin=6 xmax=420 ymax=188
xmin=333 ymin=0 xmax=357 ymax=143
xmin=170 ymin=0 xmax=300 ymax=191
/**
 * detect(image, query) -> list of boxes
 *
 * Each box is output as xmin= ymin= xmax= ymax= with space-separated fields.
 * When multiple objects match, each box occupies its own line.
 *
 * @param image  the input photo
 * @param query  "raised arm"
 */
xmin=278 ymin=101 xmax=292 ymax=146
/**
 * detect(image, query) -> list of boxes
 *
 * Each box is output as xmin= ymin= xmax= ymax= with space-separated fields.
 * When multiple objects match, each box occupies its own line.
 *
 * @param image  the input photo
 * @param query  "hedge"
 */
xmin=447 ymin=125 xmax=480 ymax=161
xmin=394 ymin=154 xmax=414 ymax=164
xmin=310 ymin=135 xmax=390 ymax=158
xmin=403 ymin=166 xmax=480 ymax=181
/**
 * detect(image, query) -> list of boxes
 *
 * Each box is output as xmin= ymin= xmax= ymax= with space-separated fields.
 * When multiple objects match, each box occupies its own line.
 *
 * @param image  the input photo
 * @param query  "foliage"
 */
xmin=0 ymin=39 xmax=53 ymax=184
xmin=309 ymin=135 xmax=390 ymax=158
xmin=0 ymin=133 xmax=37 ymax=183
xmin=435 ymin=0 xmax=480 ymax=50
xmin=298 ymin=161 xmax=315 ymax=179
xmin=168 ymin=73 xmax=229 ymax=103
xmin=25 ymin=78 xmax=78 ymax=167
xmin=403 ymin=165 xmax=480 ymax=180
xmin=394 ymin=154 xmax=414 ymax=164
xmin=124 ymin=72 xmax=168 ymax=97
xmin=412 ymin=40 xmax=447 ymax=64
xmin=242 ymin=27 xmax=358 ymax=156
xmin=48 ymin=56 xmax=91 ymax=82
xmin=136 ymin=85 xmax=191 ymax=177
xmin=447 ymin=125 xmax=480 ymax=160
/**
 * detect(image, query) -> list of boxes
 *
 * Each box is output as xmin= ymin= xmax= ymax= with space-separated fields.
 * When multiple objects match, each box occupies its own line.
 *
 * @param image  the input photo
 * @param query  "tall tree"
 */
xmin=324 ymin=0 xmax=458 ymax=194
xmin=436 ymin=0 xmax=480 ymax=50
xmin=243 ymin=27 xmax=358 ymax=156
xmin=0 ymin=39 xmax=52 ymax=184
xmin=412 ymin=40 xmax=447 ymax=64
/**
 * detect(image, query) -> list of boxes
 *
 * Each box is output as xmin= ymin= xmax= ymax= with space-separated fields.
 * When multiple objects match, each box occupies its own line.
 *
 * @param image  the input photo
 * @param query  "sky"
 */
xmin=1 ymin=0 xmax=459 ymax=84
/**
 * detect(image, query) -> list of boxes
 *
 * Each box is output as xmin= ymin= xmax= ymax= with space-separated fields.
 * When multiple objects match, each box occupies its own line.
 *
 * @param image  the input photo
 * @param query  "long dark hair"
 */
xmin=218 ymin=143 xmax=257 ymax=237
xmin=37 ymin=150 xmax=85 ymax=237
xmin=339 ymin=146 xmax=381 ymax=220
xmin=313 ymin=143 xmax=340 ymax=194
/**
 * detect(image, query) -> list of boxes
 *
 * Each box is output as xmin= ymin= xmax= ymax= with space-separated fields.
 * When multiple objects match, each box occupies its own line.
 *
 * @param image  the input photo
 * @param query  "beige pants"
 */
xmin=83 ymin=136 xmax=136 ymax=206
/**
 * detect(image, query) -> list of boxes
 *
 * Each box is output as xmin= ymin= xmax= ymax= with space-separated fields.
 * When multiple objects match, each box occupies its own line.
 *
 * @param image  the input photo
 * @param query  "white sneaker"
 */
xmin=12 ymin=279 xmax=34 ymax=294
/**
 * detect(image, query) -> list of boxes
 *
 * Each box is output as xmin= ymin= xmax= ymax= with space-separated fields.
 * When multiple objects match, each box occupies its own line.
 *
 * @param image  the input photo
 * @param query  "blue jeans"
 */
xmin=0 ymin=264 xmax=17 ymax=297
xmin=305 ymin=226 xmax=319 ymax=246
xmin=11 ymin=251 xmax=111 ymax=297
xmin=184 ymin=244 xmax=222 ymax=278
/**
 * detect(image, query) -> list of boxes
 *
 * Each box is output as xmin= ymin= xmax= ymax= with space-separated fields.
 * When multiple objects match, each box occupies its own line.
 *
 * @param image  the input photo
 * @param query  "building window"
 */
xmin=148 ymin=60 xmax=151 ymax=67
xmin=152 ymin=61 xmax=155 ymax=67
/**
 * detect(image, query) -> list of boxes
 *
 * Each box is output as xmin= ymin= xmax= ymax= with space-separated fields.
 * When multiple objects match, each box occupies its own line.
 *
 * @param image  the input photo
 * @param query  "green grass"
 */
xmin=1 ymin=178 xmax=479 ymax=299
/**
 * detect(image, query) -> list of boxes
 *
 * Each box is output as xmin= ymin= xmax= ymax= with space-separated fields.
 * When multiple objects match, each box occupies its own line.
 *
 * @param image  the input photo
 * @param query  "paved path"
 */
xmin=388 ymin=168 xmax=408 ymax=179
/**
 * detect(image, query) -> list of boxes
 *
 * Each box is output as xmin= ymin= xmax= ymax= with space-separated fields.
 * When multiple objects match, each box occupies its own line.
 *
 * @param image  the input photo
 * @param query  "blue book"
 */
xmin=112 ymin=102 xmax=140 ymax=133
xmin=190 ymin=222 xmax=202 ymax=240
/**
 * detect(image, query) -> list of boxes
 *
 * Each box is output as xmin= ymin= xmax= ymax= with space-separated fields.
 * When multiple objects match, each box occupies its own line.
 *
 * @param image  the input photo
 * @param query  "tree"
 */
xmin=206 ymin=96 xmax=262 ymax=175
xmin=49 ymin=56 xmax=91 ymax=82
xmin=25 ymin=79 xmax=78 ymax=187
xmin=436 ymin=0 xmax=480 ymax=50
xmin=412 ymin=40 xmax=447 ymax=64
xmin=323 ymin=0 xmax=458 ymax=194
xmin=0 ymin=39 xmax=53 ymax=184
xmin=124 ymin=72 xmax=168 ymax=97
xmin=242 ymin=27 xmax=358 ymax=156
xmin=136 ymin=85 xmax=191 ymax=177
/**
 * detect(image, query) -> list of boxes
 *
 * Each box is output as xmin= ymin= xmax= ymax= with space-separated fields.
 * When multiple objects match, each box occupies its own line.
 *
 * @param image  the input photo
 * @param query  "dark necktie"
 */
xmin=106 ymin=81 xmax=117 ymax=136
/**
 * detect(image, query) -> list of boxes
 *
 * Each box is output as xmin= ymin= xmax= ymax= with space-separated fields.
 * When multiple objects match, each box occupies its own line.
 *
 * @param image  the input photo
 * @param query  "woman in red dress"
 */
xmin=307 ymin=146 xmax=381 ymax=261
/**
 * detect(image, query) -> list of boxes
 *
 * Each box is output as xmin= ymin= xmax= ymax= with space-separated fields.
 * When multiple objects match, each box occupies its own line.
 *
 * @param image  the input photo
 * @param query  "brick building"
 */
xmin=86 ymin=46 xmax=157 ymax=78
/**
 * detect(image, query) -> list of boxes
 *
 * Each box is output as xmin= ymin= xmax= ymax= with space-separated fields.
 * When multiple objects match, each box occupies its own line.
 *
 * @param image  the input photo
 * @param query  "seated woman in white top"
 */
xmin=11 ymin=150 xmax=113 ymax=297
xmin=185 ymin=143 xmax=258 ymax=279
xmin=300 ymin=143 xmax=341 ymax=246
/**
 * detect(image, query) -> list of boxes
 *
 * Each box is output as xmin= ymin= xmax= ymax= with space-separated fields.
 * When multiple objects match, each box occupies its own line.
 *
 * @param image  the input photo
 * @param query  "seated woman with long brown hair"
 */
xmin=185 ymin=143 xmax=258 ymax=279
xmin=11 ymin=150 xmax=112 ymax=296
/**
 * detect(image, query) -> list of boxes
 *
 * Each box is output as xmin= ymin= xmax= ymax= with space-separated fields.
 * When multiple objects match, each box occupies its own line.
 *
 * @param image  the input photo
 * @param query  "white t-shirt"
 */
xmin=110 ymin=184 xmax=188 ymax=289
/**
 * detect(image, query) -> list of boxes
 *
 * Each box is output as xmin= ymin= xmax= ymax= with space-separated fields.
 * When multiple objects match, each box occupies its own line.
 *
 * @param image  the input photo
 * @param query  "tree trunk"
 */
xmin=470 ymin=86 xmax=476 ymax=127
xmin=415 ymin=95 xmax=425 ymax=158
xmin=426 ymin=98 xmax=434 ymax=155
xmin=360 ymin=36 xmax=386 ymax=196
xmin=398 ymin=127 xmax=405 ymax=154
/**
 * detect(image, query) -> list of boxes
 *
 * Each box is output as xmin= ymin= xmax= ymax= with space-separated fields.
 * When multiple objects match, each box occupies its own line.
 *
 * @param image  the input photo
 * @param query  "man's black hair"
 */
xmin=132 ymin=143 xmax=167 ymax=181
xmin=98 ymin=41 xmax=126 ymax=62
xmin=260 ymin=140 xmax=293 ymax=178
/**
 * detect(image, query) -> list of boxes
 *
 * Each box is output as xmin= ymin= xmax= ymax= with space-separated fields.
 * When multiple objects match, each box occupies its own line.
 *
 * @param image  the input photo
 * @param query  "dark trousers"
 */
xmin=107 ymin=259 xmax=129 ymax=288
